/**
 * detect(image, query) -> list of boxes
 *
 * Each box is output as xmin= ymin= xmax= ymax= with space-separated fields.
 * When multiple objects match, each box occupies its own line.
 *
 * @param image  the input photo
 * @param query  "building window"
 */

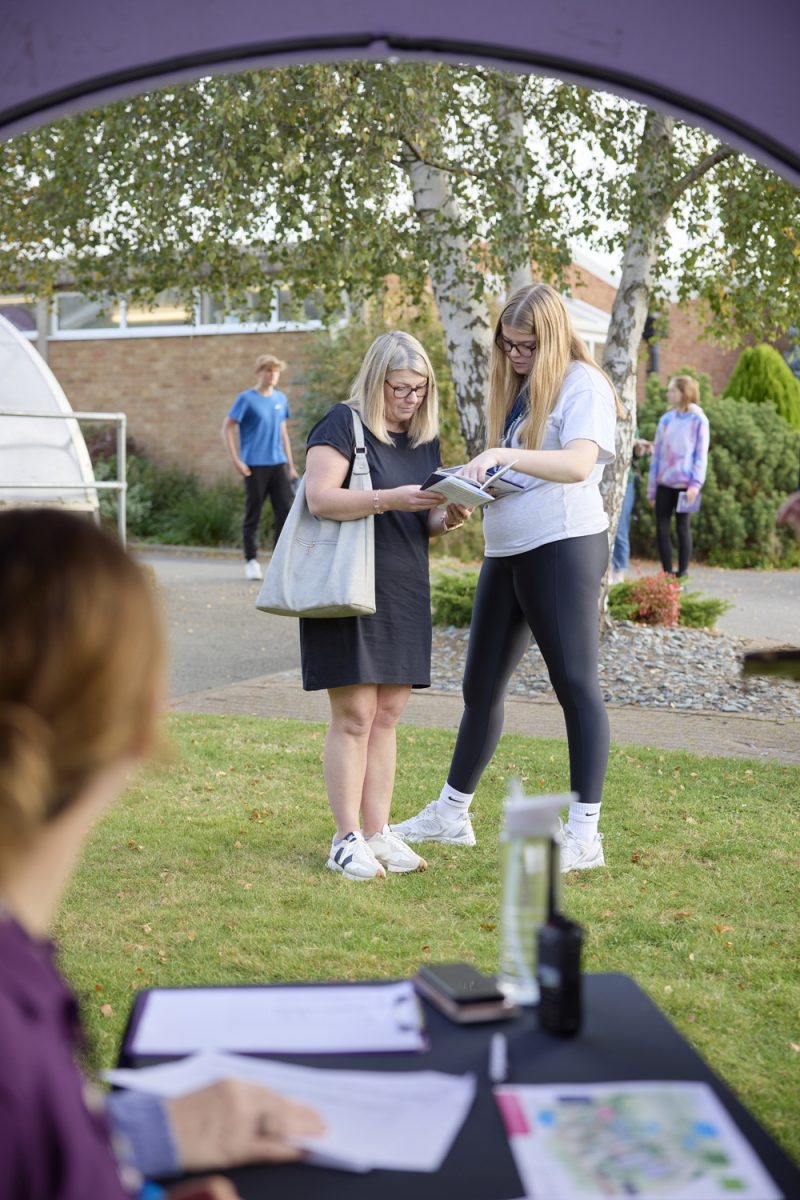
xmin=0 ymin=294 xmax=37 ymax=333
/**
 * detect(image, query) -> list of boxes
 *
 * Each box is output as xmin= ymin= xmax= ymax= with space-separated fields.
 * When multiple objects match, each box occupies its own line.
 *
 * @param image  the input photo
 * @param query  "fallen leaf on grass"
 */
xmin=480 ymin=923 xmax=497 ymax=932
xmin=790 ymin=1043 xmax=800 ymax=1053
xmin=713 ymin=923 xmax=734 ymax=934
xmin=100 ymin=1004 xmax=114 ymax=1018
xmin=674 ymin=910 xmax=692 ymax=920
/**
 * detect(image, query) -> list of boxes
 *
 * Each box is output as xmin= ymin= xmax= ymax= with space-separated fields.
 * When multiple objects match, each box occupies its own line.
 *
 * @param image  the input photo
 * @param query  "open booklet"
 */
xmin=421 ymin=461 xmax=524 ymax=508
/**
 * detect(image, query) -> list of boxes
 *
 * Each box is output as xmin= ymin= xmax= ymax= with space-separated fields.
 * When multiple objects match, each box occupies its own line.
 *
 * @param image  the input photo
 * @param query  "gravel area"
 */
xmin=431 ymin=622 xmax=800 ymax=718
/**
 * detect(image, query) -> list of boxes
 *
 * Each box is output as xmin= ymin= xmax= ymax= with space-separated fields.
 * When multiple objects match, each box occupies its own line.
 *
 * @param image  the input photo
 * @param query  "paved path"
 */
xmin=139 ymin=548 xmax=800 ymax=766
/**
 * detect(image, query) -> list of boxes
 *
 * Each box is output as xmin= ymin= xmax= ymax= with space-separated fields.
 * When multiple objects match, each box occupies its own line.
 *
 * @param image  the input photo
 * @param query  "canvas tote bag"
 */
xmin=255 ymin=407 xmax=376 ymax=618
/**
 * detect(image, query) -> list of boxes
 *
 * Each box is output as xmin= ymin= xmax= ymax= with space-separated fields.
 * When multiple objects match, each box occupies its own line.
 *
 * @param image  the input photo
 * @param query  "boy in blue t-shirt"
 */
xmin=221 ymin=353 xmax=298 ymax=580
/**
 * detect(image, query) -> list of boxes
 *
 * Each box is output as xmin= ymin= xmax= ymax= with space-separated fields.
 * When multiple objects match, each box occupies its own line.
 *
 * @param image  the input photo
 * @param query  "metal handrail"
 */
xmin=0 ymin=409 xmax=127 ymax=545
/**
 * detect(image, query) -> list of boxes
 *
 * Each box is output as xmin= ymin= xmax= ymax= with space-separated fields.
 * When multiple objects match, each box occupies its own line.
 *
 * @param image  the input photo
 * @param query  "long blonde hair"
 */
xmin=486 ymin=283 xmax=621 ymax=450
xmin=345 ymin=331 xmax=439 ymax=447
xmin=0 ymin=510 xmax=165 ymax=876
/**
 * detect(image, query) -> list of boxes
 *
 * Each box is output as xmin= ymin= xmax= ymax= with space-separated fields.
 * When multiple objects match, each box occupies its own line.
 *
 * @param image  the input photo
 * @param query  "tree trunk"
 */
xmin=600 ymin=111 xmax=675 ymax=624
xmin=404 ymin=153 xmax=493 ymax=458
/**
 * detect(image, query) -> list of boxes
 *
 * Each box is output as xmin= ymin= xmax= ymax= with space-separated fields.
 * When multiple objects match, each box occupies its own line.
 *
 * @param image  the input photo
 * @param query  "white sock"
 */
xmin=436 ymin=784 xmax=474 ymax=815
xmin=566 ymin=801 xmax=601 ymax=843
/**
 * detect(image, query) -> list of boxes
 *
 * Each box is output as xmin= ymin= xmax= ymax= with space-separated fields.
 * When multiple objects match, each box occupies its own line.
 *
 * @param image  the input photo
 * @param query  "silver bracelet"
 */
xmin=373 ymin=491 xmax=384 ymax=515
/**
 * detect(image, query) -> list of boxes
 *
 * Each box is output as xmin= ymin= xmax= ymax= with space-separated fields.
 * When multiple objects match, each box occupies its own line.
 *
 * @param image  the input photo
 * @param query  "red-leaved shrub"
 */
xmin=629 ymin=572 xmax=681 ymax=627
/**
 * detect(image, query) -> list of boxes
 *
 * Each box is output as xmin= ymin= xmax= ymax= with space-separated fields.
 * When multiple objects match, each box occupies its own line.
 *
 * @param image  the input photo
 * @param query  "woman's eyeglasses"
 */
xmin=495 ymin=334 xmax=537 ymax=358
xmin=384 ymin=381 xmax=429 ymax=400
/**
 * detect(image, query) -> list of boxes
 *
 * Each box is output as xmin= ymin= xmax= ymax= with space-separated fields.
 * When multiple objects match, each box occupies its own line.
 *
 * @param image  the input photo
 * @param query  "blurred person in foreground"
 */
xmin=0 ymin=509 xmax=323 ymax=1200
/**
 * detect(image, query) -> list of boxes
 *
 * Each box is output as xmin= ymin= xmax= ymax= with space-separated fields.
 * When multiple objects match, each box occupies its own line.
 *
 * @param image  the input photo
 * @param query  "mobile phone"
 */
xmin=414 ymin=963 xmax=520 ymax=1023
xmin=416 ymin=962 xmax=504 ymax=1004
xmin=536 ymin=916 xmax=583 ymax=1037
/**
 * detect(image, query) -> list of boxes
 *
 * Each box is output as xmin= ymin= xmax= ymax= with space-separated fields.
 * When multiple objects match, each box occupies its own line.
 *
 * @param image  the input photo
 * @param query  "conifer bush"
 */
xmin=724 ymin=344 xmax=800 ymax=431
xmin=632 ymin=371 xmax=800 ymax=567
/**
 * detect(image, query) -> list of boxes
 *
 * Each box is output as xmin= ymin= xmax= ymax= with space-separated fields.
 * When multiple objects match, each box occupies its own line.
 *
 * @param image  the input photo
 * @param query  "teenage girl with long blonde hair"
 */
xmin=393 ymin=283 xmax=621 ymax=871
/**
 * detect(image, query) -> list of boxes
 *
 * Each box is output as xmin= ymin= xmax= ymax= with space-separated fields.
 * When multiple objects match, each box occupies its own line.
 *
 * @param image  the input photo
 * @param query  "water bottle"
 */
xmin=497 ymin=787 xmax=576 ymax=1005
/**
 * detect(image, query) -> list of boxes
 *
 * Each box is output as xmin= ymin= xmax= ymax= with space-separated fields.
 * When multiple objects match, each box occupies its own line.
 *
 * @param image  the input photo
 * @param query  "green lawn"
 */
xmin=58 ymin=714 xmax=799 ymax=1164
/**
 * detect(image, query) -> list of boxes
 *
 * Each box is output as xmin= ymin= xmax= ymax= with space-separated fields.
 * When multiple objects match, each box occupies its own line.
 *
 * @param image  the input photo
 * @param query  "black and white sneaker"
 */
xmin=326 ymin=831 xmax=386 ymax=880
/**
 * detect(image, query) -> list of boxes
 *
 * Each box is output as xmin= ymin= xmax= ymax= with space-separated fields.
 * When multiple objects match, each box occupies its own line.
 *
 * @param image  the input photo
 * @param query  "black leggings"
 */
xmin=448 ymin=532 xmax=610 ymax=808
xmin=655 ymin=485 xmax=691 ymax=576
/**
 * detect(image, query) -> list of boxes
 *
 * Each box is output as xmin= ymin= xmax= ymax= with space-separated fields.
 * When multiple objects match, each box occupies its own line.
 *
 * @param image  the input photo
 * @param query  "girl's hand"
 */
xmin=459 ymin=450 xmax=511 ymax=483
xmin=685 ymin=486 xmax=700 ymax=504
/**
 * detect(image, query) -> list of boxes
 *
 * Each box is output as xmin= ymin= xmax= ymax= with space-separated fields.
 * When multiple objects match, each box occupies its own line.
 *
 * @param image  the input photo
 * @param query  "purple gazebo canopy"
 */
xmin=3 ymin=1 xmax=799 ymax=184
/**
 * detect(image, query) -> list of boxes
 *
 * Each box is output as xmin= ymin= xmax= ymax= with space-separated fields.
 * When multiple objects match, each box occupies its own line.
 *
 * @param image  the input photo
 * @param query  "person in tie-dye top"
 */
xmin=647 ymin=375 xmax=710 ymax=579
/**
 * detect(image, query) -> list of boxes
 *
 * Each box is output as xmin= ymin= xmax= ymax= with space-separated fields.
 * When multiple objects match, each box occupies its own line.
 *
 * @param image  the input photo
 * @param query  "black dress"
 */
xmin=299 ymin=403 xmax=440 ymax=691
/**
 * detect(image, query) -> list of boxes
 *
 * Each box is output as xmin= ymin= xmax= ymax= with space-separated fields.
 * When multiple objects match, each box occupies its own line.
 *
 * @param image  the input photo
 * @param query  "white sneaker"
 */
xmin=609 ymin=568 xmax=625 ymax=585
xmin=245 ymin=558 xmax=263 ymax=581
xmin=366 ymin=826 xmax=427 ymax=873
xmin=559 ymin=819 xmax=605 ymax=873
xmin=326 ymin=831 xmax=386 ymax=881
xmin=390 ymin=800 xmax=476 ymax=846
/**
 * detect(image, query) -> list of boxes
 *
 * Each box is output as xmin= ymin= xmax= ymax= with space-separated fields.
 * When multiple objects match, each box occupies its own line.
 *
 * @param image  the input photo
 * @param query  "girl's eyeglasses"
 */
xmin=495 ymin=334 xmax=537 ymax=358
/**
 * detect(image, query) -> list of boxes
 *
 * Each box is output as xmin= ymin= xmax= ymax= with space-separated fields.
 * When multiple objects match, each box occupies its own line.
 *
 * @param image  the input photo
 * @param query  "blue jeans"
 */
xmin=612 ymin=474 xmax=636 ymax=572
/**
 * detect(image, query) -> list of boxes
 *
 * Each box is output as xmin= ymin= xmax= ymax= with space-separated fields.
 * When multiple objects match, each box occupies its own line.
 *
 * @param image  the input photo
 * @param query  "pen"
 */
xmin=489 ymin=1031 xmax=510 ymax=1083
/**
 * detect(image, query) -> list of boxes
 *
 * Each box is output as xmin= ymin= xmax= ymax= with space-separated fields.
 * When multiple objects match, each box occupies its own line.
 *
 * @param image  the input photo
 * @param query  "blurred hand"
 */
xmin=447 ymin=503 xmax=473 ymax=525
xmin=685 ymin=485 xmax=699 ymax=504
xmin=167 ymin=1079 xmax=326 ymax=1172
xmin=288 ymin=465 xmax=299 ymax=481
xmin=235 ymin=461 xmax=252 ymax=478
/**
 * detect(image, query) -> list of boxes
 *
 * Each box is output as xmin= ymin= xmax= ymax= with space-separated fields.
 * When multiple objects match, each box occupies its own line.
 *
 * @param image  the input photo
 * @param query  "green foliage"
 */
xmin=724 ymin=344 xmax=800 ymax=431
xmin=634 ymin=373 xmax=800 ymax=567
xmin=678 ymin=591 xmax=732 ymax=629
xmin=608 ymin=580 xmax=731 ymax=629
xmin=431 ymin=570 xmax=480 ymax=626
xmin=93 ymin=451 xmax=243 ymax=546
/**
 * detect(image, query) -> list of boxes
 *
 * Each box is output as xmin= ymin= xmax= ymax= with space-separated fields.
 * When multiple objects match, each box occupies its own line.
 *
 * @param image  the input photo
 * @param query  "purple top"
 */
xmin=0 ymin=915 xmax=134 ymax=1199
xmin=647 ymin=405 xmax=710 ymax=499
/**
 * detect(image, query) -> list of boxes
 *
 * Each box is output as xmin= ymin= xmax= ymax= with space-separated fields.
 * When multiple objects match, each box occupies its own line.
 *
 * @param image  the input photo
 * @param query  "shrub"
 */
xmin=92 ymin=449 xmax=243 ymax=546
xmin=633 ymin=372 xmax=800 ymax=567
xmin=431 ymin=570 xmax=480 ymax=627
xmin=608 ymin=581 xmax=730 ymax=629
xmin=628 ymin=572 xmax=681 ymax=627
xmin=724 ymin=344 xmax=800 ymax=430
xmin=678 ymin=591 xmax=732 ymax=629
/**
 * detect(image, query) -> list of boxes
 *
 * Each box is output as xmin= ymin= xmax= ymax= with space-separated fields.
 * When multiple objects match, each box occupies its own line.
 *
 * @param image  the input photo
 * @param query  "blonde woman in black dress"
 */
xmin=302 ymin=332 xmax=470 ymax=880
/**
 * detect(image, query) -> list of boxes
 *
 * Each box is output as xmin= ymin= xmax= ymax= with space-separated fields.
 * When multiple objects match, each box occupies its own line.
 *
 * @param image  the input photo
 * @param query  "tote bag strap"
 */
xmin=350 ymin=407 xmax=373 ymax=486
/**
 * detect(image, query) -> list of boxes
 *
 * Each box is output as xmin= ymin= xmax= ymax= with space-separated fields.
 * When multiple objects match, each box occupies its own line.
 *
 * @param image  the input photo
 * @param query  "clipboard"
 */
xmin=119 ymin=979 xmax=428 ymax=1064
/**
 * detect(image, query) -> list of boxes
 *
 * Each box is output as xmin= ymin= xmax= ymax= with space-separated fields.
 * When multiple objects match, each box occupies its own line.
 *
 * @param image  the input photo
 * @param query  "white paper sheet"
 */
xmin=495 ymin=1081 xmax=783 ymax=1200
xmin=106 ymin=1051 xmax=476 ymax=1173
xmin=127 ymin=980 xmax=426 ymax=1055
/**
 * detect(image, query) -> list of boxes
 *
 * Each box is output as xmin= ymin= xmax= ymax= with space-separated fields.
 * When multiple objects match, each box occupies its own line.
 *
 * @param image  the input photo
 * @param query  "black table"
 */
xmin=120 ymin=973 xmax=799 ymax=1199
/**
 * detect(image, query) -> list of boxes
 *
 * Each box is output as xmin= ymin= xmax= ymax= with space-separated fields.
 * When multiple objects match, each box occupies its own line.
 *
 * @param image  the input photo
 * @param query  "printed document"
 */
xmin=126 ymin=980 xmax=426 ymax=1055
xmin=106 ymin=1051 xmax=476 ymax=1173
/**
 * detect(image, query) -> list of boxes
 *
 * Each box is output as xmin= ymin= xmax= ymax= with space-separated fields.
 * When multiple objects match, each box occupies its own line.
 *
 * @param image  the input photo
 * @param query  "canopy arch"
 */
xmin=3 ymin=2 xmax=798 ymax=183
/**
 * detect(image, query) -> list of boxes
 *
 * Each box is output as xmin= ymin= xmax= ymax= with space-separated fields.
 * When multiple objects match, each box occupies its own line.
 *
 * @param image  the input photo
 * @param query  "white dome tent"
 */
xmin=0 ymin=313 xmax=126 ymax=540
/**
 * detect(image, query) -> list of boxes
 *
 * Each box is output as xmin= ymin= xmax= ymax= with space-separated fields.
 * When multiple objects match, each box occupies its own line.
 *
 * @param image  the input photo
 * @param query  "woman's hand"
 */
xmin=167 ymin=1079 xmax=326 ymax=1171
xmin=685 ymin=485 xmax=700 ymax=504
xmin=382 ymin=484 xmax=445 ymax=512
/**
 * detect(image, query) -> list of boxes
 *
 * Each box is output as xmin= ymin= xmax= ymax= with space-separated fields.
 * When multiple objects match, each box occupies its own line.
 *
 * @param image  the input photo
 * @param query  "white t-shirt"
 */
xmin=483 ymin=361 xmax=617 ymax=557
